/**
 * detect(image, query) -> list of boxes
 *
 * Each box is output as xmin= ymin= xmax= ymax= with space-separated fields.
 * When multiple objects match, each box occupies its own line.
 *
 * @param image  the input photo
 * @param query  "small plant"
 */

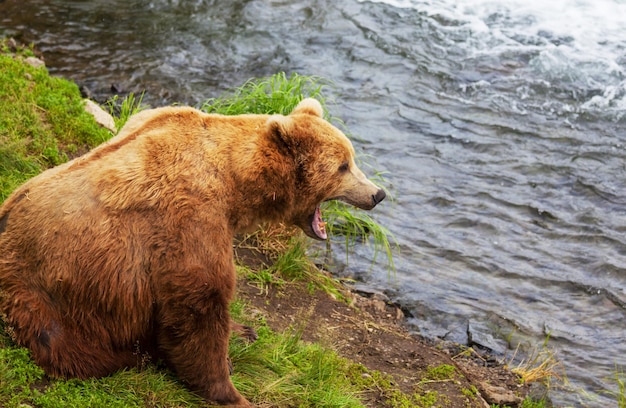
xmin=412 ymin=390 xmax=441 ymax=407
xmin=603 ymin=365 xmax=626 ymax=408
xmin=462 ymin=385 xmax=478 ymax=399
xmin=244 ymin=266 xmax=284 ymax=293
xmin=506 ymin=335 xmax=563 ymax=408
xmin=510 ymin=344 xmax=563 ymax=385
xmin=520 ymin=396 xmax=549 ymax=408
xmin=270 ymin=237 xmax=311 ymax=281
xmin=200 ymin=72 xmax=328 ymax=116
xmin=106 ymin=91 xmax=147 ymax=130
xmin=618 ymin=367 xmax=626 ymax=408
xmin=423 ymin=364 xmax=457 ymax=382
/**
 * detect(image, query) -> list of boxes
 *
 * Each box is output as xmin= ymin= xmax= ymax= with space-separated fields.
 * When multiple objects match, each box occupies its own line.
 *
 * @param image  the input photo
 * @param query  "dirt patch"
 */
xmin=235 ymin=256 xmax=529 ymax=407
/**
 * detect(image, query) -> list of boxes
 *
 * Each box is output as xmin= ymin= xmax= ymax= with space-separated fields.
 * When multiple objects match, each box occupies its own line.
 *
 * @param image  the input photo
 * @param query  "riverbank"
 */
xmin=234 ymin=233 xmax=534 ymax=407
xmin=0 ymin=38 xmax=541 ymax=407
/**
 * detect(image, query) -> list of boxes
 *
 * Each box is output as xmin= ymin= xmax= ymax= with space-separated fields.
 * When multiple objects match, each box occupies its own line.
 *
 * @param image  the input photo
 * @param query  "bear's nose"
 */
xmin=372 ymin=189 xmax=386 ymax=207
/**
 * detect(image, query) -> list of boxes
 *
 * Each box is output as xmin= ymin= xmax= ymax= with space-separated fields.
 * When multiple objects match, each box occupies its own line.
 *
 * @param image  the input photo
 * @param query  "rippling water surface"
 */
xmin=1 ymin=0 xmax=625 ymax=406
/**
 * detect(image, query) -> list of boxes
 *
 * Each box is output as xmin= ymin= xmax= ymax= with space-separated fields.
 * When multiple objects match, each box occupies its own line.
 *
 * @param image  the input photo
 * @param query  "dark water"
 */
xmin=2 ymin=0 xmax=626 ymax=406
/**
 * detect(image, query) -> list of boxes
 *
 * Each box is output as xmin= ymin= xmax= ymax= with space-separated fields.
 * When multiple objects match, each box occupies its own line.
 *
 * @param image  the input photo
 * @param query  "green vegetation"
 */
xmin=606 ymin=365 xmax=626 ymax=408
xmin=461 ymin=384 xmax=479 ymax=400
xmin=424 ymin=364 xmax=457 ymax=381
xmin=228 ymin=301 xmax=365 ymax=408
xmin=347 ymin=364 xmax=450 ymax=408
xmin=236 ymin=226 xmax=348 ymax=301
xmin=106 ymin=91 xmax=147 ymax=130
xmin=491 ymin=397 xmax=548 ymax=408
xmin=0 ymin=41 xmax=111 ymax=201
xmin=200 ymin=72 xmax=327 ymax=116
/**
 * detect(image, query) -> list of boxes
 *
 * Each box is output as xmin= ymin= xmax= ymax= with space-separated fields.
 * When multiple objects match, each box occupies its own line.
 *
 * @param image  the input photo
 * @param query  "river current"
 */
xmin=1 ymin=1 xmax=625 ymax=406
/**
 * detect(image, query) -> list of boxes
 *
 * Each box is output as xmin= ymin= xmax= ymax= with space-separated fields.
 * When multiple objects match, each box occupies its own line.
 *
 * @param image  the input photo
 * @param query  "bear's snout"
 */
xmin=372 ymin=189 xmax=386 ymax=207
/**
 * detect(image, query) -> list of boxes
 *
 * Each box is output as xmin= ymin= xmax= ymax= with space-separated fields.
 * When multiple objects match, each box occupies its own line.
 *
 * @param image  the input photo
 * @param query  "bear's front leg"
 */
xmin=155 ymin=266 xmax=252 ymax=407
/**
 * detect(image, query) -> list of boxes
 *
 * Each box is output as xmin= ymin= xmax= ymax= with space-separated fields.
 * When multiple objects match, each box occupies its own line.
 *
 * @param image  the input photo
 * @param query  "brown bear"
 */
xmin=0 ymin=98 xmax=385 ymax=406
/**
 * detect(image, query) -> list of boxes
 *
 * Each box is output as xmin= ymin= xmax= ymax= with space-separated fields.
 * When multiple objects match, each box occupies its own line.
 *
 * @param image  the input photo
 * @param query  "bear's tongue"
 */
xmin=312 ymin=205 xmax=327 ymax=240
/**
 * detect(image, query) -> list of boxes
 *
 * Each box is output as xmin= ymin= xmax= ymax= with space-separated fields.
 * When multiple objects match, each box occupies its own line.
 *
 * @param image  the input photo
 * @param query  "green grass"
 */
xmin=605 ymin=365 xmax=626 ymax=408
xmin=423 ymin=364 xmax=457 ymax=381
xmin=200 ymin=72 xmax=328 ymax=116
xmin=618 ymin=367 xmax=626 ymax=408
xmin=106 ymin=91 xmax=147 ymax=130
xmin=0 ymin=39 xmax=111 ymax=201
xmin=228 ymin=303 xmax=365 ymax=408
xmin=491 ymin=397 xmax=548 ymax=408
xmin=235 ymin=225 xmax=350 ymax=301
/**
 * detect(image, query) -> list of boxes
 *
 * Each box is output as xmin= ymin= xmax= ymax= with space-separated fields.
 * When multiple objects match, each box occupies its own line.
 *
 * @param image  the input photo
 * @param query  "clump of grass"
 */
xmin=519 ymin=397 xmax=549 ymax=408
xmin=462 ymin=384 xmax=479 ymax=400
xmin=323 ymin=199 xmax=397 ymax=272
xmin=236 ymin=228 xmax=347 ymax=301
xmin=508 ymin=338 xmax=563 ymax=387
xmin=200 ymin=72 xmax=328 ymax=116
xmin=106 ymin=91 xmax=147 ymax=130
xmin=34 ymin=368 xmax=205 ymax=408
xmin=617 ymin=367 xmax=626 ymax=408
xmin=229 ymin=327 xmax=364 ymax=407
xmin=227 ymin=298 xmax=369 ymax=407
xmin=424 ymin=364 xmax=457 ymax=382
xmin=603 ymin=365 xmax=626 ymax=408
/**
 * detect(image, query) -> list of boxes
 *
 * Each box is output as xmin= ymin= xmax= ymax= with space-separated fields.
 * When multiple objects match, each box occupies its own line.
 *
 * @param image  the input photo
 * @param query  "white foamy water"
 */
xmin=364 ymin=0 xmax=626 ymax=118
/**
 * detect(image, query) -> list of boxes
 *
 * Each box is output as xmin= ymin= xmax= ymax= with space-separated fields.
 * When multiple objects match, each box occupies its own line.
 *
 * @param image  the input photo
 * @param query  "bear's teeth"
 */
xmin=312 ymin=206 xmax=327 ymax=240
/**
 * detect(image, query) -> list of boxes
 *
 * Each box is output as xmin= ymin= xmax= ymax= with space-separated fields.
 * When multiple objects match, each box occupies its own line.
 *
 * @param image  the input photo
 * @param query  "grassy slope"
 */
xmin=0 ymin=43 xmax=111 ymax=202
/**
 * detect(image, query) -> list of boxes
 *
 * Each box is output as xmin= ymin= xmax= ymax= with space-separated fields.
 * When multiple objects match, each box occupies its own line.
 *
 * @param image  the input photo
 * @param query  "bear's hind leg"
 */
xmin=4 ymin=286 xmax=136 ymax=379
xmin=159 ymin=308 xmax=251 ymax=406
xmin=156 ymin=285 xmax=251 ymax=406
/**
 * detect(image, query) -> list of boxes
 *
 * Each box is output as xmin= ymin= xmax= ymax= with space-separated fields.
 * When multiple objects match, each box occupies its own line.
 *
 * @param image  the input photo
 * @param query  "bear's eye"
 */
xmin=338 ymin=161 xmax=350 ymax=173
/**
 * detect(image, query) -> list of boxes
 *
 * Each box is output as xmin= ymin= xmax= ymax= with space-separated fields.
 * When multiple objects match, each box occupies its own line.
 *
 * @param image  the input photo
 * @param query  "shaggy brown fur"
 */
xmin=0 ymin=98 xmax=385 ymax=407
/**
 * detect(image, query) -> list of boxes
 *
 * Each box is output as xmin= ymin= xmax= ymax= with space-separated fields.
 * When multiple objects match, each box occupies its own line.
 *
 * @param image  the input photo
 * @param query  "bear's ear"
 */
xmin=266 ymin=115 xmax=296 ymax=156
xmin=290 ymin=98 xmax=323 ymax=117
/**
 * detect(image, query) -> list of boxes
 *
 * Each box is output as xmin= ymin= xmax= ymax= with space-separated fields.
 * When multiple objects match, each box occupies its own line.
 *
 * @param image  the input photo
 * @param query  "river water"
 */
xmin=1 ymin=0 xmax=625 ymax=406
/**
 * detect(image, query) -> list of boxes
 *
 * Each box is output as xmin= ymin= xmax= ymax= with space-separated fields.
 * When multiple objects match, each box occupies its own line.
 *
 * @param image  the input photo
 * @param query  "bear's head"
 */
xmin=266 ymin=98 xmax=386 ymax=240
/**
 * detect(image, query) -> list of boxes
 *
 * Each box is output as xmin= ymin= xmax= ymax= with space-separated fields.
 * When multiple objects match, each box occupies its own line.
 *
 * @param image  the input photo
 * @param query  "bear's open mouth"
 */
xmin=311 ymin=205 xmax=327 ymax=240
